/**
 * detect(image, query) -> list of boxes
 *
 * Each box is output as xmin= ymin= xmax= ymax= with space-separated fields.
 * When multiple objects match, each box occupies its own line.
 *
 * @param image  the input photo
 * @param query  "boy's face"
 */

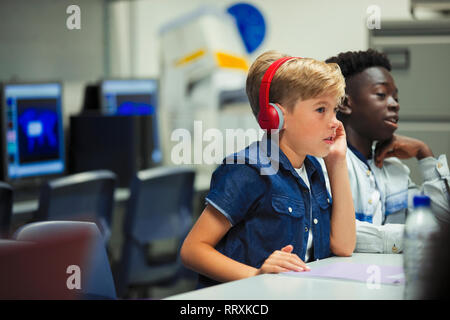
xmin=281 ymin=94 xmax=340 ymax=158
xmin=346 ymin=67 xmax=400 ymax=142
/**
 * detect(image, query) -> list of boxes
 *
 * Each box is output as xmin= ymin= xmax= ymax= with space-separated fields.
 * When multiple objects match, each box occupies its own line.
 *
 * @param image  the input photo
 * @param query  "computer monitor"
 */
xmin=100 ymin=79 xmax=158 ymax=116
xmin=99 ymin=79 xmax=162 ymax=164
xmin=0 ymin=82 xmax=65 ymax=182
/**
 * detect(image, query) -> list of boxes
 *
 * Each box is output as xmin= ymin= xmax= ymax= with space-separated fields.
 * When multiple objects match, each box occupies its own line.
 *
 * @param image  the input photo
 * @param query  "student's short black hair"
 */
xmin=325 ymin=49 xmax=391 ymax=80
xmin=326 ymin=49 xmax=392 ymax=121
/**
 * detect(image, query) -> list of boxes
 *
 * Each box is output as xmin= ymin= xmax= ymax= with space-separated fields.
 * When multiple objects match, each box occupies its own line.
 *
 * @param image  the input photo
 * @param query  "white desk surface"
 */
xmin=166 ymin=253 xmax=404 ymax=300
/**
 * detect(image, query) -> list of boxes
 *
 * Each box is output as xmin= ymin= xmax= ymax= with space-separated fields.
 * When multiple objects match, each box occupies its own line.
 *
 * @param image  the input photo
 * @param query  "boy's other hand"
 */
xmin=255 ymin=245 xmax=310 ymax=276
xmin=374 ymin=134 xmax=434 ymax=168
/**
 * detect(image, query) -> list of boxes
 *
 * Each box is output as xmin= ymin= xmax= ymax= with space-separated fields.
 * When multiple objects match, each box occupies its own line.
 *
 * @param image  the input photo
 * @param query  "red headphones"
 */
xmin=258 ymin=56 xmax=298 ymax=131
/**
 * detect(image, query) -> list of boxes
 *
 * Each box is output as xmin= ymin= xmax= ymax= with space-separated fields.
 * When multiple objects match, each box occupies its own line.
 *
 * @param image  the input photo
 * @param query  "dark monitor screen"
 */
xmin=1 ymin=83 xmax=65 ymax=180
xmin=100 ymin=79 xmax=162 ymax=164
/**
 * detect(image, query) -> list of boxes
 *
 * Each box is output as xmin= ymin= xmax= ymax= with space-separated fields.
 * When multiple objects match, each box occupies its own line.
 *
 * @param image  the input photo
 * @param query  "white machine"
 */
xmin=159 ymin=6 xmax=261 ymax=190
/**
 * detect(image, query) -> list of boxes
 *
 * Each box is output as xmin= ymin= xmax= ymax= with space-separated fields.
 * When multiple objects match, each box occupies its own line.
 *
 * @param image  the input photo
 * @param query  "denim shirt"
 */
xmin=199 ymin=135 xmax=333 ymax=288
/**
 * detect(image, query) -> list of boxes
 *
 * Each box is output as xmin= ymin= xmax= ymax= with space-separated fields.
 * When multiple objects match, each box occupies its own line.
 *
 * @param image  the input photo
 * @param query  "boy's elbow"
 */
xmin=180 ymin=239 xmax=191 ymax=267
xmin=330 ymin=239 xmax=355 ymax=257
xmin=331 ymin=247 xmax=354 ymax=257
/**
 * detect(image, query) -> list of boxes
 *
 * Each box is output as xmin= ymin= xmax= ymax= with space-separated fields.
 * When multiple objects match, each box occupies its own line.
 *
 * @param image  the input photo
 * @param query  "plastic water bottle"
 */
xmin=403 ymin=195 xmax=440 ymax=300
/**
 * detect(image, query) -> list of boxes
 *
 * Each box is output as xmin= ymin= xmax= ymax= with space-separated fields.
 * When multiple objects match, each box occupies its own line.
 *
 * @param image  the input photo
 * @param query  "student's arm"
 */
xmin=318 ymin=158 xmax=402 ymax=254
xmin=376 ymin=134 xmax=450 ymax=223
xmin=355 ymin=220 xmax=404 ymax=253
xmin=323 ymin=121 xmax=356 ymax=256
xmin=374 ymin=134 xmax=433 ymax=167
xmin=417 ymin=156 xmax=450 ymax=223
xmin=180 ymin=204 xmax=309 ymax=283
xmin=319 ymin=158 xmax=402 ymax=254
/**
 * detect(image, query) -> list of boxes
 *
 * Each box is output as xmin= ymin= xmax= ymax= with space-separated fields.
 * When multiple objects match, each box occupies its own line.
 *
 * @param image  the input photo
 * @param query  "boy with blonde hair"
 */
xmin=181 ymin=50 xmax=356 ymax=288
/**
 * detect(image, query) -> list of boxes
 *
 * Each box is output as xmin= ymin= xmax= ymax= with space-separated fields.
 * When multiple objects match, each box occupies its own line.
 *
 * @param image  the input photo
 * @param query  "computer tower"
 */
xmin=69 ymin=114 xmax=158 ymax=187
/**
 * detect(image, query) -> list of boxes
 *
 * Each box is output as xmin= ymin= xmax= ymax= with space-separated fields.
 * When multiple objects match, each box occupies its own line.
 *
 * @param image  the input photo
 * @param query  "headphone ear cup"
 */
xmin=269 ymin=103 xmax=284 ymax=130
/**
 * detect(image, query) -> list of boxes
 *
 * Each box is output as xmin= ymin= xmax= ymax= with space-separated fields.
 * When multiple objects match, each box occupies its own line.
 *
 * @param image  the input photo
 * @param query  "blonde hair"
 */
xmin=246 ymin=50 xmax=345 ymax=117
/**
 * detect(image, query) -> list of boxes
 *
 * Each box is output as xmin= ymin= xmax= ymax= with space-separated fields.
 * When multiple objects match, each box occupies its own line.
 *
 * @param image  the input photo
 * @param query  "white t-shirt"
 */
xmin=295 ymin=165 xmax=313 ymax=262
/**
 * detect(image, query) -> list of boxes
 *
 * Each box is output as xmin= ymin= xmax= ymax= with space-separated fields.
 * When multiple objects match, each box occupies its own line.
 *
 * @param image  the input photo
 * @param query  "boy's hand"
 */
xmin=374 ymin=134 xmax=433 ymax=168
xmin=255 ymin=245 xmax=310 ymax=275
xmin=324 ymin=121 xmax=347 ymax=166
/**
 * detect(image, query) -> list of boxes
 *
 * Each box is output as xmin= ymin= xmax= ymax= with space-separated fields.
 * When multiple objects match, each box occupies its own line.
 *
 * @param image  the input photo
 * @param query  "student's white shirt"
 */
xmin=318 ymin=149 xmax=450 ymax=254
xmin=295 ymin=165 xmax=313 ymax=262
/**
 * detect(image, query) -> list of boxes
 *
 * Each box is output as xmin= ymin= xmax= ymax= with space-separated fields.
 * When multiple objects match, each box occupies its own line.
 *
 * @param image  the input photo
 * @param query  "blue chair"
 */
xmin=14 ymin=221 xmax=117 ymax=299
xmin=35 ymin=170 xmax=116 ymax=243
xmin=115 ymin=167 xmax=195 ymax=298
xmin=0 ymin=182 xmax=13 ymax=238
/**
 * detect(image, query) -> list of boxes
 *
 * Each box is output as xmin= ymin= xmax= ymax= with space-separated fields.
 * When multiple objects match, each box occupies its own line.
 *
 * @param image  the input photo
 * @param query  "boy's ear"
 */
xmin=338 ymin=94 xmax=353 ymax=115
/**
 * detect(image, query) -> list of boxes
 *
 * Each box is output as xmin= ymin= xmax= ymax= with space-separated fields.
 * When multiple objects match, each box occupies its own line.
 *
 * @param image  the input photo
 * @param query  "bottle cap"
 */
xmin=413 ymin=195 xmax=431 ymax=207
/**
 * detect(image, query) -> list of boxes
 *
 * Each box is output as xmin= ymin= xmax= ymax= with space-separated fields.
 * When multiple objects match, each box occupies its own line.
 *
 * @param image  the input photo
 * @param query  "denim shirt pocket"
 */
xmin=269 ymin=194 xmax=306 ymax=257
xmin=316 ymin=191 xmax=332 ymax=212
xmin=271 ymin=194 xmax=305 ymax=218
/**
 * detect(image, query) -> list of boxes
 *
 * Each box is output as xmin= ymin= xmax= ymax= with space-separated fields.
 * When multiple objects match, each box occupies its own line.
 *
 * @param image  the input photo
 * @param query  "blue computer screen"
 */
xmin=101 ymin=79 xmax=162 ymax=163
xmin=101 ymin=79 xmax=158 ymax=116
xmin=3 ymin=83 xmax=65 ymax=179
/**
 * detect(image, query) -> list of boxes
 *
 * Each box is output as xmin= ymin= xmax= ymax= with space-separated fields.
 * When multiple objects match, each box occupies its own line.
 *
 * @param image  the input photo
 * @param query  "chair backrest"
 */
xmin=124 ymin=166 xmax=195 ymax=244
xmin=0 ymin=181 xmax=13 ymax=238
xmin=36 ymin=170 xmax=116 ymax=242
xmin=115 ymin=167 xmax=195 ymax=296
xmin=13 ymin=221 xmax=117 ymax=299
xmin=0 ymin=239 xmax=39 ymax=299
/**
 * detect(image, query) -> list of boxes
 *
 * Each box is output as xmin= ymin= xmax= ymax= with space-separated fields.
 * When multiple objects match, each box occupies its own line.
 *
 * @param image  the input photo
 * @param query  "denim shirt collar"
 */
xmin=260 ymin=132 xmax=319 ymax=187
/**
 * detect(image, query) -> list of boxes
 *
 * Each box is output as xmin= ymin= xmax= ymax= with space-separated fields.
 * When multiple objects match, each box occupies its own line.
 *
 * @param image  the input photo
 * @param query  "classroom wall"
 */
xmin=130 ymin=0 xmax=412 ymax=77
xmin=0 ymin=0 xmax=106 ymax=126
xmin=110 ymin=0 xmax=450 ymax=184
xmin=0 ymin=0 xmax=415 ymax=117
xmin=1 ymin=0 xmax=448 ymax=184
